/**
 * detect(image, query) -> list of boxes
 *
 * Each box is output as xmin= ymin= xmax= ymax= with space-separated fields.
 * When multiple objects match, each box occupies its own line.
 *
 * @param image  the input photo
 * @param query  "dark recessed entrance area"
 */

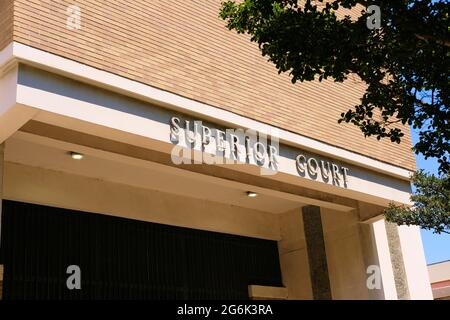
xmin=0 ymin=200 xmax=282 ymax=300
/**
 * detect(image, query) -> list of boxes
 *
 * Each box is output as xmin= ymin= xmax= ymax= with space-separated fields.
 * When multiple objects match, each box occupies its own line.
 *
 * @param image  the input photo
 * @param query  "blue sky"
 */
xmin=410 ymin=128 xmax=450 ymax=264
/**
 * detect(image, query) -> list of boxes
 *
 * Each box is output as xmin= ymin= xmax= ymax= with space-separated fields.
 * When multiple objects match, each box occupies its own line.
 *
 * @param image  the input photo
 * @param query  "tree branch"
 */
xmin=415 ymin=34 xmax=450 ymax=47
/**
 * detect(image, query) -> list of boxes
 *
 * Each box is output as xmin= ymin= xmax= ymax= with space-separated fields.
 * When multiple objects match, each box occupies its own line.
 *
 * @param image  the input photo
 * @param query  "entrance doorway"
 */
xmin=0 ymin=200 xmax=282 ymax=300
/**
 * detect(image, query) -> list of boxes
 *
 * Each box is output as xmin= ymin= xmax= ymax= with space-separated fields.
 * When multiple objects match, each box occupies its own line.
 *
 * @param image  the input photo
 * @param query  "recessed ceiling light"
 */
xmin=70 ymin=152 xmax=84 ymax=160
xmin=246 ymin=191 xmax=258 ymax=198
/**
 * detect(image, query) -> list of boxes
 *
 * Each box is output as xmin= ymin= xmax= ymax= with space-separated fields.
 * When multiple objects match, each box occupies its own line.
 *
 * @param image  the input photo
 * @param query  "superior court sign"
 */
xmin=169 ymin=116 xmax=350 ymax=187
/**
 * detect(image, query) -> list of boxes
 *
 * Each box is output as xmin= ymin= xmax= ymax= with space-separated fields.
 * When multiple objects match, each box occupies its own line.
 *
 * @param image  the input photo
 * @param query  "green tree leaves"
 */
xmin=385 ymin=171 xmax=450 ymax=234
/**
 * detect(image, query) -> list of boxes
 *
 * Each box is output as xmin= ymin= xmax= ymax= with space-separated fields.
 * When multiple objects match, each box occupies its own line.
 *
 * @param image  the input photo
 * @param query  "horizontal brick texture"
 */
xmin=0 ymin=0 xmax=13 ymax=50
xmin=3 ymin=0 xmax=415 ymax=170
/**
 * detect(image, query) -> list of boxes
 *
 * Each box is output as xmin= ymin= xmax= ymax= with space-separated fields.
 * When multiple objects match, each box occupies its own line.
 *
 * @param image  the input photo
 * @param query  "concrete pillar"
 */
xmin=359 ymin=218 xmax=398 ymax=299
xmin=321 ymin=208 xmax=369 ymax=299
xmin=358 ymin=202 xmax=432 ymax=300
xmin=358 ymin=202 xmax=404 ymax=300
xmin=385 ymin=221 xmax=410 ymax=299
xmin=302 ymin=205 xmax=332 ymax=300
xmin=360 ymin=218 xmax=429 ymax=300
xmin=358 ymin=221 xmax=386 ymax=299
xmin=397 ymin=225 xmax=433 ymax=299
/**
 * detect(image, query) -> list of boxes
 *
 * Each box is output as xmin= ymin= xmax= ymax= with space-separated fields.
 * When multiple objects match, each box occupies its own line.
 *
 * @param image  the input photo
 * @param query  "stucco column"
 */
xmin=278 ymin=209 xmax=313 ymax=299
xmin=359 ymin=218 xmax=400 ymax=299
xmin=302 ymin=205 xmax=332 ymax=300
xmin=359 ymin=221 xmax=386 ymax=299
xmin=358 ymin=202 xmax=409 ymax=300
xmin=396 ymin=225 xmax=433 ymax=299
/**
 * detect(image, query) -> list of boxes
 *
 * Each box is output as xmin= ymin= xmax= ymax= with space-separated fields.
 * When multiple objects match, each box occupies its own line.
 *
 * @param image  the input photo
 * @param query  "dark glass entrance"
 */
xmin=0 ymin=200 xmax=282 ymax=300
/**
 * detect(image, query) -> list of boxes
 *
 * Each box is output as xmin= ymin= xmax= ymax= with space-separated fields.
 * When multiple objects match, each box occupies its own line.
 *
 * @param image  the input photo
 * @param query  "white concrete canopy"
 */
xmin=0 ymin=62 xmax=412 ymax=210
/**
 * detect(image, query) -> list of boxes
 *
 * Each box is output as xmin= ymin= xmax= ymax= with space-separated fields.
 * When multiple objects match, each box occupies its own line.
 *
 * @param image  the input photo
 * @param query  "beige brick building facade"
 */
xmin=0 ymin=1 xmax=431 ymax=300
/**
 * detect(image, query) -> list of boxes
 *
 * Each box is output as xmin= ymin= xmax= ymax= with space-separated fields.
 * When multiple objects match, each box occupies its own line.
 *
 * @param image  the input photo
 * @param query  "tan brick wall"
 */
xmin=8 ymin=0 xmax=415 ymax=170
xmin=0 ymin=0 xmax=13 ymax=51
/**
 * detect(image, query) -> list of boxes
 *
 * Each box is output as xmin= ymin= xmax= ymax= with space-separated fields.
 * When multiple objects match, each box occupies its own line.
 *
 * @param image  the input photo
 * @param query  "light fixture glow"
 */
xmin=246 ymin=191 xmax=258 ymax=198
xmin=70 ymin=152 xmax=84 ymax=160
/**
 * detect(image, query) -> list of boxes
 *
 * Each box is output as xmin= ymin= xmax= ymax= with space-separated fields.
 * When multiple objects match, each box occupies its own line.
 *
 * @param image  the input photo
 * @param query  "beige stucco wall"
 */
xmin=3 ymin=162 xmax=281 ymax=241
xmin=278 ymin=209 xmax=313 ymax=299
xmin=321 ymin=208 xmax=369 ymax=299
